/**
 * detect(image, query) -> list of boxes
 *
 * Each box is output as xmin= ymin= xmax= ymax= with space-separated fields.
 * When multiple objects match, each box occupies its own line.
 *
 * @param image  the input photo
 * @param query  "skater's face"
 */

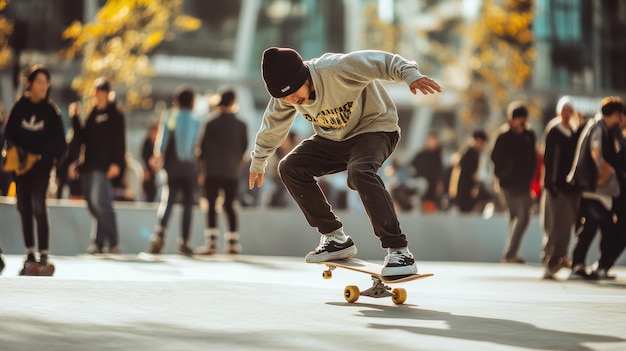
xmin=281 ymin=77 xmax=313 ymax=105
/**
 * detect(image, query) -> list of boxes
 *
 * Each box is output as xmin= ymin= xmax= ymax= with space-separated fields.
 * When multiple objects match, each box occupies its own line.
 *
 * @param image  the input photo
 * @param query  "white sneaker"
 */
xmin=305 ymin=235 xmax=357 ymax=263
xmin=382 ymin=248 xmax=418 ymax=276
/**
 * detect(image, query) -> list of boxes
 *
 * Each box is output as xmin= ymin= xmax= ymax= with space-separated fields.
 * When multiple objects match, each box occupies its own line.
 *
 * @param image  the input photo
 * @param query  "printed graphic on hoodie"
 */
xmin=21 ymin=115 xmax=45 ymax=131
xmin=95 ymin=113 xmax=109 ymax=123
xmin=303 ymin=102 xmax=354 ymax=129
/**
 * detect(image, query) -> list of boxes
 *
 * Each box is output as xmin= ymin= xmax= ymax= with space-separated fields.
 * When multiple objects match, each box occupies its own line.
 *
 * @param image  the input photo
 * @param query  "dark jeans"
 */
xmin=15 ymin=168 xmax=51 ymax=251
xmin=501 ymin=189 xmax=533 ymax=259
xmin=157 ymin=174 xmax=195 ymax=242
xmin=609 ymin=194 xmax=626 ymax=269
xmin=278 ymin=131 xmax=407 ymax=248
xmin=204 ymin=176 xmax=238 ymax=232
xmin=572 ymin=198 xmax=615 ymax=269
xmin=81 ymin=170 xmax=119 ymax=247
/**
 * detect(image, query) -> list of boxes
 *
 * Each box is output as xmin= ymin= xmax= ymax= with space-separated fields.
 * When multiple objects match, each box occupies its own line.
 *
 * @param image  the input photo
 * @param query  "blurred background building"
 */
xmin=1 ymin=0 xmax=625 ymax=161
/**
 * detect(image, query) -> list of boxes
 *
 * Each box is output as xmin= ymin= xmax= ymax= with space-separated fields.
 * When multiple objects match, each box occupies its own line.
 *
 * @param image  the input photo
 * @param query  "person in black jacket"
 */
xmin=68 ymin=77 xmax=126 ymax=255
xmin=491 ymin=101 xmax=537 ymax=264
xmin=452 ymin=130 xmax=488 ymax=213
xmin=140 ymin=119 xmax=159 ymax=202
xmin=196 ymin=89 xmax=248 ymax=254
xmin=4 ymin=65 xmax=67 ymax=275
xmin=595 ymin=105 xmax=626 ymax=278
xmin=0 ymin=108 xmax=13 ymax=196
xmin=409 ymin=131 xmax=444 ymax=212
xmin=568 ymin=97 xmax=623 ymax=280
xmin=540 ymin=96 xmax=580 ymax=279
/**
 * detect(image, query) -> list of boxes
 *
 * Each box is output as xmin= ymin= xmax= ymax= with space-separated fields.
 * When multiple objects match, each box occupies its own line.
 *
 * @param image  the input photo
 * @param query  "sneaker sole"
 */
xmin=305 ymin=246 xmax=357 ymax=263
xmin=381 ymin=265 xmax=418 ymax=277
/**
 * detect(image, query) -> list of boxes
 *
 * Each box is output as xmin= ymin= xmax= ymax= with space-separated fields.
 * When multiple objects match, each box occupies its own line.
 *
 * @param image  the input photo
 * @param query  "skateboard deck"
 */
xmin=317 ymin=258 xmax=433 ymax=304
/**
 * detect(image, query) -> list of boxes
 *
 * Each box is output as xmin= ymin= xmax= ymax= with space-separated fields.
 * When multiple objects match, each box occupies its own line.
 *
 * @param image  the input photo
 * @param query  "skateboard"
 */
xmin=317 ymin=258 xmax=433 ymax=305
xmin=18 ymin=262 xmax=54 ymax=276
xmin=39 ymin=263 xmax=55 ymax=276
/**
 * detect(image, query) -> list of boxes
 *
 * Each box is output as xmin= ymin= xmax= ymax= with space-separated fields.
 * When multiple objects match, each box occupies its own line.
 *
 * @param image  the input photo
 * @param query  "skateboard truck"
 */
xmin=319 ymin=258 xmax=432 ymax=304
xmin=324 ymin=266 xmax=407 ymax=304
xmin=343 ymin=276 xmax=407 ymax=304
xmin=359 ymin=277 xmax=394 ymax=298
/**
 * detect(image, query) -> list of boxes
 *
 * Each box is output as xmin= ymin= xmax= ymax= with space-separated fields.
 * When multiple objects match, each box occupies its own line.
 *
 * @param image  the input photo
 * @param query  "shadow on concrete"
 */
xmin=0 ymin=316 xmax=305 ymax=351
xmin=328 ymin=303 xmax=625 ymax=351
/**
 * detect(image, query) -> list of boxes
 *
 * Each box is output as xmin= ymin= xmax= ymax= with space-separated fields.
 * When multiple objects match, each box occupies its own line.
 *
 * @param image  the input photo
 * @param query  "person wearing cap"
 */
xmin=3 ymin=64 xmax=67 ymax=275
xmin=490 ymin=101 xmax=538 ymax=264
xmin=68 ymin=77 xmax=126 ymax=255
xmin=196 ymin=88 xmax=248 ymax=255
xmin=249 ymin=47 xmax=441 ymax=276
xmin=539 ymin=96 xmax=580 ymax=279
xmin=147 ymin=85 xmax=201 ymax=256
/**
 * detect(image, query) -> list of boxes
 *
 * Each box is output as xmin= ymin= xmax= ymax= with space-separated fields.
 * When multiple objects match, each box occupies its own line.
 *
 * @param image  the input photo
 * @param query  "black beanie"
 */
xmin=261 ymin=47 xmax=309 ymax=98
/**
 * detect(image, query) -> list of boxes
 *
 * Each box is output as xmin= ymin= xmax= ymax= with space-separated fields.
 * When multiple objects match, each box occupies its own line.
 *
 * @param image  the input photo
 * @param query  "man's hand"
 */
xmin=198 ymin=172 xmax=205 ymax=187
xmin=249 ymin=172 xmax=264 ymax=189
xmin=107 ymin=163 xmax=121 ymax=179
xmin=68 ymin=162 xmax=79 ymax=180
xmin=149 ymin=155 xmax=162 ymax=171
xmin=69 ymin=101 xmax=81 ymax=117
xmin=410 ymin=77 xmax=442 ymax=95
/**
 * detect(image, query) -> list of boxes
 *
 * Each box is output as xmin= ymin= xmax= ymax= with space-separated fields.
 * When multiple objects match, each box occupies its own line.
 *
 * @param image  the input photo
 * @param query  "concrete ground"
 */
xmin=1 ymin=254 xmax=625 ymax=351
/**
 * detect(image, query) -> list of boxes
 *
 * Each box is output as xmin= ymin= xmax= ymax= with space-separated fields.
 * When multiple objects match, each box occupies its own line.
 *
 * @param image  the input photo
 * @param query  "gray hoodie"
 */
xmin=250 ymin=50 xmax=425 ymax=174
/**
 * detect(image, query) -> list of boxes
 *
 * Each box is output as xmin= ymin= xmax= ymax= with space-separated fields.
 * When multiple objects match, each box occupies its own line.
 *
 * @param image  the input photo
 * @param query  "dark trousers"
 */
xmin=204 ymin=176 xmax=238 ymax=232
xmin=541 ymin=191 xmax=579 ymax=269
xmin=15 ymin=168 xmax=50 ymax=252
xmin=278 ymin=131 xmax=407 ymax=248
xmin=572 ymin=198 xmax=615 ymax=269
xmin=157 ymin=174 xmax=195 ymax=242
xmin=81 ymin=170 xmax=119 ymax=247
xmin=607 ymin=194 xmax=626 ymax=270
xmin=501 ymin=189 xmax=533 ymax=259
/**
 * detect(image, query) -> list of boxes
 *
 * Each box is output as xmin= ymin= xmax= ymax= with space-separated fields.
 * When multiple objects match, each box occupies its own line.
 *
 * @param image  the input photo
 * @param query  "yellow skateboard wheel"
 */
xmin=344 ymin=285 xmax=360 ymax=303
xmin=391 ymin=288 xmax=407 ymax=305
xmin=322 ymin=270 xmax=332 ymax=279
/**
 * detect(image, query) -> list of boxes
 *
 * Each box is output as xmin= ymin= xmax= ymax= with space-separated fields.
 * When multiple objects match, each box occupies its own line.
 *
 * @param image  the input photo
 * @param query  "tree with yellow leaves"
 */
xmin=62 ymin=0 xmax=200 ymax=112
xmin=0 ymin=0 xmax=13 ymax=70
xmin=461 ymin=0 xmax=535 ymax=125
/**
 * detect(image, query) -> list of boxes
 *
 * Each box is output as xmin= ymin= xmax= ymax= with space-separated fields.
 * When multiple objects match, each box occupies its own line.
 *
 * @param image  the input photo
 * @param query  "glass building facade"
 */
xmin=1 ymin=0 xmax=625 ymax=156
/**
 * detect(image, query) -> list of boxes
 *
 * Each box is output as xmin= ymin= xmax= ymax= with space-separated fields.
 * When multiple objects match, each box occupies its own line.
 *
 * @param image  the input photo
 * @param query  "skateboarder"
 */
xmin=248 ymin=47 xmax=441 ymax=276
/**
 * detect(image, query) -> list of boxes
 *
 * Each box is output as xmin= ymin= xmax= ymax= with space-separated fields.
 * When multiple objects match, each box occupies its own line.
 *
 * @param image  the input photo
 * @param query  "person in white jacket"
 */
xmin=248 ymin=47 xmax=441 ymax=276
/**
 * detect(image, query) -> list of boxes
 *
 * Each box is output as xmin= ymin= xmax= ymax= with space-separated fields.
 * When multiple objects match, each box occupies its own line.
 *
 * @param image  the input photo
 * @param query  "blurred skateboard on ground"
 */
xmin=18 ymin=262 xmax=54 ymax=276
xmin=39 ymin=263 xmax=55 ymax=276
xmin=316 ymin=257 xmax=433 ymax=305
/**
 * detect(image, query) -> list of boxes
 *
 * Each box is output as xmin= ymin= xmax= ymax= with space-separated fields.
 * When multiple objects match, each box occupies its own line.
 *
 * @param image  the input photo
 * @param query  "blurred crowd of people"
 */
xmin=0 ymin=63 xmax=624 ymax=281
xmin=386 ymin=96 xmax=626 ymax=280
xmin=0 ymin=65 xmax=253 ymax=274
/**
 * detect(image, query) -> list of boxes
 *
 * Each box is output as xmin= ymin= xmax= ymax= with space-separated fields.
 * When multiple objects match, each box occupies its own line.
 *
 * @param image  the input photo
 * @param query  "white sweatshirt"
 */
xmin=250 ymin=50 xmax=425 ymax=174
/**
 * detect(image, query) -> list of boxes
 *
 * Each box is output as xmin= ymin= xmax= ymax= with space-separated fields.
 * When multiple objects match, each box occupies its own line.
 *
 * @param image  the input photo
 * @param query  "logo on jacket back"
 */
xmin=303 ymin=101 xmax=354 ymax=129
xmin=21 ymin=115 xmax=44 ymax=131
xmin=96 ymin=113 xmax=109 ymax=123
